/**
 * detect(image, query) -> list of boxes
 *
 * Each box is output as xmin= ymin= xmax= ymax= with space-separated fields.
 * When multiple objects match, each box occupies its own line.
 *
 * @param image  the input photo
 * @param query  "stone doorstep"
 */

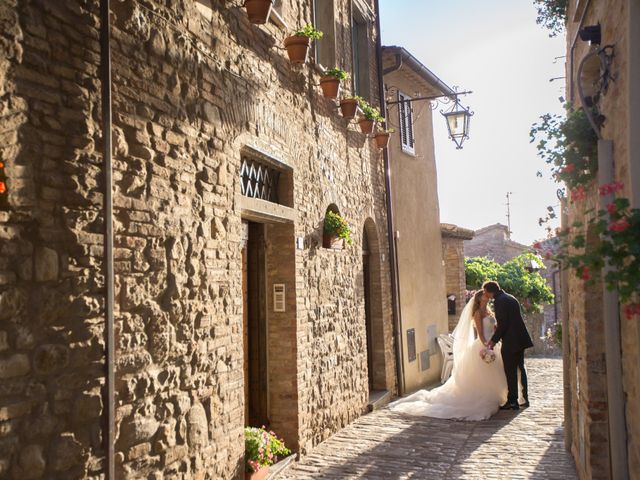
xmin=267 ymin=453 xmax=297 ymax=479
xmin=367 ymin=390 xmax=391 ymax=412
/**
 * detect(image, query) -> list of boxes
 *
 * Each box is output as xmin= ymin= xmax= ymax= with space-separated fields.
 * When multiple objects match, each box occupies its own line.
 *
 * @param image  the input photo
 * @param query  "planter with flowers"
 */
xmin=245 ymin=427 xmax=291 ymax=480
xmin=323 ymin=211 xmax=352 ymax=249
xmin=339 ymin=97 xmax=359 ymax=120
xmin=320 ymin=68 xmax=348 ymax=99
xmin=284 ymin=24 xmax=323 ymax=64
xmin=373 ymin=121 xmax=394 ymax=149
xmin=244 ymin=0 xmax=273 ymax=25
xmin=357 ymin=98 xmax=383 ymax=134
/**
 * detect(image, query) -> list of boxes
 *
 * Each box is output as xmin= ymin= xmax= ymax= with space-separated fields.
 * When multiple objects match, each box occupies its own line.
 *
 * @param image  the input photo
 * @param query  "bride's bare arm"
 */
xmin=473 ymin=312 xmax=487 ymax=345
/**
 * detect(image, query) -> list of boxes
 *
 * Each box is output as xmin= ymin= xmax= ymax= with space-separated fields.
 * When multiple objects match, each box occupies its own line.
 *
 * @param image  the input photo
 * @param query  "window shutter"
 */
xmin=398 ymin=91 xmax=415 ymax=153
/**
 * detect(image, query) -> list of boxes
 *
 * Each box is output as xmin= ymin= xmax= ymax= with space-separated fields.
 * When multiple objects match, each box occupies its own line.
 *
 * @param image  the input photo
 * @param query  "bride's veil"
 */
xmin=451 ymin=295 xmax=476 ymax=376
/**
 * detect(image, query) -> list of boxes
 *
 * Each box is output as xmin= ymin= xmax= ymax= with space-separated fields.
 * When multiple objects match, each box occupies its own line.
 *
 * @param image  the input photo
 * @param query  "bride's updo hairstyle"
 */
xmin=471 ymin=290 xmax=493 ymax=317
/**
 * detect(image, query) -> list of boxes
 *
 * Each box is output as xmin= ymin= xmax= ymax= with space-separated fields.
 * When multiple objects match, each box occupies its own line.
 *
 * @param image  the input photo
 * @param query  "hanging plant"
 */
xmin=323 ymin=211 xmax=352 ymax=249
xmin=284 ymin=24 xmax=323 ymax=64
xmin=319 ymin=68 xmax=348 ymax=99
xmin=357 ymin=98 xmax=383 ymax=134
xmin=244 ymin=0 xmax=274 ymax=25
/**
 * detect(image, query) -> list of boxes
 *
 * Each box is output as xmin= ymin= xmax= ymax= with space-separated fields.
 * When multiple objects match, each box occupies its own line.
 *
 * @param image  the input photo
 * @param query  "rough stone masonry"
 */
xmin=0 ymin=1 xmax=395 ymax=478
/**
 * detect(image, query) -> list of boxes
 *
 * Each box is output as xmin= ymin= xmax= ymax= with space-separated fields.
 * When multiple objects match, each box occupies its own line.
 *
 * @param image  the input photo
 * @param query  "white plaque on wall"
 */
xmin=273 ymin=284 xmax=285 ymax=312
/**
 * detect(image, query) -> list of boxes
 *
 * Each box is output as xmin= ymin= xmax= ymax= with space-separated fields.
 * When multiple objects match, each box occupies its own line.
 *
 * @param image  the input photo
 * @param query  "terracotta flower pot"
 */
xmin=322 ymin=234 xmax=344 ymax=249
xmin=245 ymin=465 xmax=269 ymax=480
xmin=319 ymin=76 xmax=341 ymax=98
xmin=358 ymin=118 xmax=375 ymax=134
xmin=244 ymin=0 xmax=273 ymax=24
xmin=374 ymin=132 xmax=390 ymax=148
xmin=284 ymin=35 xmax=310 ymax=64
xmin=339 ymin=99 xmax=358 ymax=120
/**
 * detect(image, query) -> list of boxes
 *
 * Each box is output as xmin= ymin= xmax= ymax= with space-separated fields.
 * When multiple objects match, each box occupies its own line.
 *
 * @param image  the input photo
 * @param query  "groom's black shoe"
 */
xmin=519 ymin=399 xmax=530 ymax=408
xmin=500 ymin=402 xmax=520 ymax=410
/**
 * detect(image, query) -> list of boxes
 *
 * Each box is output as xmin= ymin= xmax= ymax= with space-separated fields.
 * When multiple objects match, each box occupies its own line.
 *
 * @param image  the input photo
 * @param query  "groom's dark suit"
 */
xmin=490 ymin=290 xmax=533 ymax=405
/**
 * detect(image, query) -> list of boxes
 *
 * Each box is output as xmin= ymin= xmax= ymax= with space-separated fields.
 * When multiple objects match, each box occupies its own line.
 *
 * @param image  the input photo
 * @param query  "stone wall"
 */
xmin=464 ymin=223 xmax=529 ymax=264
xmin=441 ymin=224 xmax=473 ymax=332
xmin=0 ymin=1 xmax=395 ymax=478
xmin=564 ymin=0 xmax=640 ymax=478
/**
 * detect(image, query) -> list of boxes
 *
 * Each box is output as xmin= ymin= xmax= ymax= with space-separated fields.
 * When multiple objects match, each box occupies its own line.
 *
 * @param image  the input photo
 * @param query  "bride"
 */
xmin=389 ymin=291 xmax=507 ymax=421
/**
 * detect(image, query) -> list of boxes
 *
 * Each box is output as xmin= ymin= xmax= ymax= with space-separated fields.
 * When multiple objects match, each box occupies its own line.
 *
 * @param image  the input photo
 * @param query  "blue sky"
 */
xmin=379 ymin=0 xmax=566 ymax=245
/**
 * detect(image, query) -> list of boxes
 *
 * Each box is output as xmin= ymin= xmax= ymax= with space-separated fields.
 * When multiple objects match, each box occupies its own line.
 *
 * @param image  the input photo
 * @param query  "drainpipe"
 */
xmin=560 ymin=200 xmax=572 ymax=452
xmin=576 ymin=49 xmax=629 ymax=480
xmin=99 ymin=0 xmax=115 ymax=478
xmin=374 ymin=0 xmax=405 ymax=396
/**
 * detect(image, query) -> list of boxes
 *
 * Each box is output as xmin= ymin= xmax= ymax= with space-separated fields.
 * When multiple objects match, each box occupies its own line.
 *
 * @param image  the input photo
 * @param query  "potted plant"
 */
xmin=245 ymin=427 xmax=291 ymax=480
xmin=319 ymin=68 xmax=348 ymax=99
xmin=339 ymin=96 xmax=359 ymax=120
xmin=323 ymin=211 xmax=353 ymax=249
xmin=244 ymin=0 xmax=273 ymax=25
xmin=373 ymin=124 xmax=394 ymax=148
xmin=357 ymin=98 xmax=383 ymax=134
xmin=284 ymin=24 xmax=323 ymax=64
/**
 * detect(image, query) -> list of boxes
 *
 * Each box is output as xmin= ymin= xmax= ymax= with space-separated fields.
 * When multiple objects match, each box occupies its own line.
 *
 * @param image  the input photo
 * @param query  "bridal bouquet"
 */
xmin=480 ymin=347 xmax=496 ymax=364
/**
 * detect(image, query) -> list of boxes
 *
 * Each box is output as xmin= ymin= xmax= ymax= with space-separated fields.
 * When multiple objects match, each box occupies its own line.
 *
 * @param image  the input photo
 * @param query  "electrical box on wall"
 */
xmin=273 ymin=284 xmax=285 ymax=312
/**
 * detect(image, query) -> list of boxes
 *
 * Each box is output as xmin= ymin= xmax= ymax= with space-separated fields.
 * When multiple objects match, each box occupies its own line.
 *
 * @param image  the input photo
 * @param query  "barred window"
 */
xmin=240 ymin=157 xmax=281 ymax=204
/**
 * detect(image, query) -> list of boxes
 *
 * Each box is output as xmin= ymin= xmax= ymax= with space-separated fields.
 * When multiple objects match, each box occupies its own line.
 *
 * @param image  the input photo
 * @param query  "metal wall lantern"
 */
xmin=441 ymin=98 xmax=473 ymax=149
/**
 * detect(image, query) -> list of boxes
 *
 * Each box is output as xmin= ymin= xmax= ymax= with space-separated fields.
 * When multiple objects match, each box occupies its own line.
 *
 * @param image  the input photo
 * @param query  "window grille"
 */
xmin=240 ymin=157 xmax=280 ymax=203
xmin=398 ymin=91 xmax=415 ymax=154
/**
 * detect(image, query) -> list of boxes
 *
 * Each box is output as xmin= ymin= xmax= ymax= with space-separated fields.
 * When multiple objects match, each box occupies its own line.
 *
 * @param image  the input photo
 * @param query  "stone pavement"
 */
xmin=281 ymin=357 xmax=577 ymax=479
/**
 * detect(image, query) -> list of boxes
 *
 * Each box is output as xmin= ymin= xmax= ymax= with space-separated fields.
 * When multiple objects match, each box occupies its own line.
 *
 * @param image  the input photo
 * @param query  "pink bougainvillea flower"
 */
xmin=599 ymin=181 xmax=624 ymax=196
xmin=544 ymin=251 xmax=553 ymax=259
xmin=606 ymin=203 xmax=617 ymax=215
xmin=571 ymin=186 xmax=587 ymax=202
xmin=609 ymin=218 xmax=630 ymax=232
xmin=561 ymin=164 xmax=576 ymax=173
xmin=533 ymin=241 xmax=542 ymax=249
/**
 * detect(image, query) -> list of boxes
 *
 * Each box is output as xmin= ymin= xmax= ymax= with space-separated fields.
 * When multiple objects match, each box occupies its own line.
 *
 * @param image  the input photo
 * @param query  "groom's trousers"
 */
xmin=502 ymin=349 xmax=528 ymax=404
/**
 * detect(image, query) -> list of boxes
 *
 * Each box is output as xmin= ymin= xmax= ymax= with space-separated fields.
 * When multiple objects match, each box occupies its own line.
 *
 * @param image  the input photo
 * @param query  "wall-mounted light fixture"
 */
xmin=441 ymin=98 xmax=473 ymax=150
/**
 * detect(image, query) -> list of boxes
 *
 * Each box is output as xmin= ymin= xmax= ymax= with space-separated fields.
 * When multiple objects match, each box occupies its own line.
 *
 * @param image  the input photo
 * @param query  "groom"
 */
xmin=483 ymin=281 xmax=533 ymax=410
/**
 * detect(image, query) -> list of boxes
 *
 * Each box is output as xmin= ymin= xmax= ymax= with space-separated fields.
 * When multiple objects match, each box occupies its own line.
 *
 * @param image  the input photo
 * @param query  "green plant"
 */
xmin=293 ymin=24 xmax=323 ymax=40
xmin=356 ymin=97 xmax=384 ymax=122
xmin=324 ymin=211 xmax=353 ymax=245
xmin=323 ymin=67 xmax=348 ymax=81
xmin=533 ymin=0 xmax=568 ymax=37
xmin=465 ymin=253 xmax=555 ymax=314
xmin=245 ymin=427 xmax=291 ymax=473
xmin=530 ymin=105 xmax=599 ymax=191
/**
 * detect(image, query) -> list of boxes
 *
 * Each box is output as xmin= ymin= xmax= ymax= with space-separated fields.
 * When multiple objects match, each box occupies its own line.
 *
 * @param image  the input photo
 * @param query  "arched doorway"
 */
xmin=362 ymin=219 xmax=386 ymax=393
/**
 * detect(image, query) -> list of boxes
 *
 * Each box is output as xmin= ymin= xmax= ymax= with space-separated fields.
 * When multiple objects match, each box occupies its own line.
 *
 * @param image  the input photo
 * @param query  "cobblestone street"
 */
xmin=281 ymin=357 xmax=576 ymax=479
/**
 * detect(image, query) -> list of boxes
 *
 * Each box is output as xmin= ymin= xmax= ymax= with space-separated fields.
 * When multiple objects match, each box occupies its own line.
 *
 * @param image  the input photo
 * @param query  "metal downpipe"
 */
xmin=374 ymin=0 xmax=405 ymax=396
xmin=99 ymin=0 xmax=115 ymax=477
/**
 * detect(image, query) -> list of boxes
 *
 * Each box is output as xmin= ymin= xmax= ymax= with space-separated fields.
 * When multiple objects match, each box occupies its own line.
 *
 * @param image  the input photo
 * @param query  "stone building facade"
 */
xmin=463 ymin=223 xmax=529 ymax=264
xmin=440 ymin=223 xmax=474 ymax=332
xmin=562 ymin=1 xmax=640 ymax=478
xmin=0 ymin=1 xmax=397 ymax=478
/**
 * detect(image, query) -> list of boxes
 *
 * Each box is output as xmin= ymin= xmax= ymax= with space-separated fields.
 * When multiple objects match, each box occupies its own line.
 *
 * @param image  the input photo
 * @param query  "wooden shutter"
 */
xmin=398 ymin=91 xmax=415 ymax=154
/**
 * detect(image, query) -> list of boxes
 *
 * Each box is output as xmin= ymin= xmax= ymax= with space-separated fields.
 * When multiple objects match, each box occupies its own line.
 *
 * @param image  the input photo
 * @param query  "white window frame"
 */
xmin=398 ymin=91 xmax=415 ymax=154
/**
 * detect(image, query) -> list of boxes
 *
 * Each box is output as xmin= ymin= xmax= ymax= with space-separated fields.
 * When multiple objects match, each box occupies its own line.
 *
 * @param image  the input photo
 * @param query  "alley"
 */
xmin=281 ymin=358 xmax=577 ymax=479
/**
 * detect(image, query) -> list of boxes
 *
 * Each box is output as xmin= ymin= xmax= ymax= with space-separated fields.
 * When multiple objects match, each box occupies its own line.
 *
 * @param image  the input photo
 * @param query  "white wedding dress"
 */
xmin=389 ymin=300 xmax=508 ymax=421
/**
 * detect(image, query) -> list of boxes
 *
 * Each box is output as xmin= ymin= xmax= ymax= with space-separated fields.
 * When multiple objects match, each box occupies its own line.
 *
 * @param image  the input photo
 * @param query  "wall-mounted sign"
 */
xmin=273 ymin=284 xmax=285 ymax=312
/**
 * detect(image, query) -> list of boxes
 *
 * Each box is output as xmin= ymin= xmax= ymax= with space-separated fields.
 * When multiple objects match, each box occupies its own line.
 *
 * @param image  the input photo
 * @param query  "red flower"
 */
xmin=544 ymin=251 xmax=553 ymax=259
xmin=580 ymin=266 xmax=590 ymax=281
xmin=624 ymin=304 xmax=640 ymax=320
xmin=571 ymin=186 xmax=586 ymax=202
xmin=0 ymin=181 xmax=5 ymax=194
xmin=0 ymin=162 xmax=4 ymax=168
xmin=606 ymin=203 xmax=617 ymax=215
xmin=599 ymin=181 xmax=624 ymax=196
xmin=533 ymin=241 xmax=542 ymax=250
xmin=609 ymin=218 xmax=630 ymax=232
xmin=561 ymin=164 xmax=576 ymax=173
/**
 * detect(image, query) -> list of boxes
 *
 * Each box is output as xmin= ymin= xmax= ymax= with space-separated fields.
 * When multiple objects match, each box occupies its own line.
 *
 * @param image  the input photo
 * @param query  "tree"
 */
xmin=465 ymin=253 xmax=555 ymax=314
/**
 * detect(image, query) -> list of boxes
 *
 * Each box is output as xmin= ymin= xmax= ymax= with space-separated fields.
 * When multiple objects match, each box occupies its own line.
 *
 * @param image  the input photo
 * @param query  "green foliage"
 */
xmin=356 ymin=97 xmax=384 ymax=122
xmin=533 ymin=0 xmax=567 ymax=37
xmin=530 ymin=105 xmax=599 ymax=190
xmin=324 ymin=211 xmax=353 ymax=245
xmin=293 ymin=24 xmax=323 ymax=40
xmin=553 ymin=197 xmax=640 ymax=303
xmin=323 ymin=67 xmax=349 ymax=81
xmin=465 ymin=253 xmax=555 ymax=314
xmin=245 ymin=427 xmax=291 ymax=473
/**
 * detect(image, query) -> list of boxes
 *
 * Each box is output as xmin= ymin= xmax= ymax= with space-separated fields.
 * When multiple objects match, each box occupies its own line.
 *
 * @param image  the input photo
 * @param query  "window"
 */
xmin=270 ymin=0 xmax=287 ymax=28
xmin=398 ymin=91 xmax=415 ymax=154
xmin=240 ymin=157 xmax=281 ymax=204
xmin=313 ymin=0 xmax=335 ymax=68
xmin=351 ymin=7 xmax=370 ymax=99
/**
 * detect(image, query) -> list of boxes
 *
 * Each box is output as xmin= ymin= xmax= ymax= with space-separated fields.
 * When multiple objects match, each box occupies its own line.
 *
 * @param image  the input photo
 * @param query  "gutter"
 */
xmin=374 ymin=0 xmax=405 ymax=396
xmin=99 ymin=1 xmax=115 ymax=478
